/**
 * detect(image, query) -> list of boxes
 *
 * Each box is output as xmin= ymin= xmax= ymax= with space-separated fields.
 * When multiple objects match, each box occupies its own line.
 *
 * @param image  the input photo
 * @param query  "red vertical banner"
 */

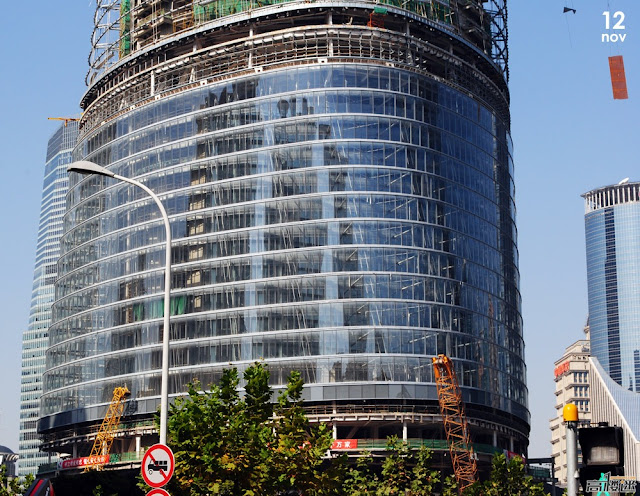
xmin=608 ymin=56 xmax=629 ymax=100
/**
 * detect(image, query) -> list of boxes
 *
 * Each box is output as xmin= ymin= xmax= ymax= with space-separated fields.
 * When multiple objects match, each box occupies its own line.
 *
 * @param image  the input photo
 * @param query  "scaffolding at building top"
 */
xmin=87 ymin=0 xmax=509 ymax=86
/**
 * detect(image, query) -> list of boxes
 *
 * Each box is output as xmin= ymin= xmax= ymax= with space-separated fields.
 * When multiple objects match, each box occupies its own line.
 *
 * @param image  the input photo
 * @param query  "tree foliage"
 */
xmin=166 ymin=363 xmax=342 ymax=496
xmin=460 ymin=454 xmax=545 ymax=496
xmin=343 ymin=437 xmax=440 ymax=496
xmin=163 ymin=365 xmax=542 ymax=496
xmin=0 ymin=466 xmax=34 ymax=496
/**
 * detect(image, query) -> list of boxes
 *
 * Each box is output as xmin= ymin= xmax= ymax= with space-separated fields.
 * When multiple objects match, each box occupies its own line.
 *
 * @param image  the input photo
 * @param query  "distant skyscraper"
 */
xmin=19 ymin=122 xmax=77 ymax=476
xmin=582 ymin=180 xmax=640 ymax=479
xmin=39 ymin=0 xmax=529 ymax=469
xmin=583 ymin=181 xmax=640 ymax=391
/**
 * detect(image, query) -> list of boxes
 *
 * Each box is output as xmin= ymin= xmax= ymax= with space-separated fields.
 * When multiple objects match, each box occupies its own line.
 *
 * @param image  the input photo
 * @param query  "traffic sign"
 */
xmin=147 ymin=489 xmax=171 ymax=496
xmin=141 ymin=444 xmax=175 ymax=488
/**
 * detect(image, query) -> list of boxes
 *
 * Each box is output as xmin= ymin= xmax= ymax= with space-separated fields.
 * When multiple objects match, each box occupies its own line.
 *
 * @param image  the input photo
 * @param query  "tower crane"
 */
xmin=85 ymin=386 xmax=131 ymax=471
xmin=432 ymin=354 xmax=477 ymax=491
xmin=47 ymin=117 xmax=80 ymax=127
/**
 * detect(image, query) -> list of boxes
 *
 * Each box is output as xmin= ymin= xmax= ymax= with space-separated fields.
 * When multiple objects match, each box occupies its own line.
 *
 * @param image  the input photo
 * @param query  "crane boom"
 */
xmin=47 ymin=117 xmax=80 ymax=127
xmin=432 ymin=354 xmax=477 ymax=491
xmin=85 ymin=386 xmax=130 ymax=470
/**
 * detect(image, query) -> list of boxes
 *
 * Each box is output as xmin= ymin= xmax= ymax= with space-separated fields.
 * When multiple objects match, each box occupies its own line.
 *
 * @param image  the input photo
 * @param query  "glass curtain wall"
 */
xmin=40 ymin=0 xmax=528 ymax=456
xmin=20 ymin=122 xmax=77 ymax=475
xmin=584 ymin=182 xmax=640 ymax=391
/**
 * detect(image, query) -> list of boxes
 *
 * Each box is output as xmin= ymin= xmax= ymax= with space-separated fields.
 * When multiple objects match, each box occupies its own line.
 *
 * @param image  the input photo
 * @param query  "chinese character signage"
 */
xmin=331 ymin=439 xmax=358 ymax=449
xmin=58 ymin=455 xmax=110 ymax=469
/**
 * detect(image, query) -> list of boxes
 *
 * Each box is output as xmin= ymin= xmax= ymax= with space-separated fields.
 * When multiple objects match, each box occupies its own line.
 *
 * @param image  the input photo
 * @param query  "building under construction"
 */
xmin=39 ymin=0 xmax=528 ymax=475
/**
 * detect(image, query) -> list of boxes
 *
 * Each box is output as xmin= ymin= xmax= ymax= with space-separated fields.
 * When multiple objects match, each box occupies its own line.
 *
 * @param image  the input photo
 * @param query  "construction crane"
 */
xmin=47 ymin=117 xmax=80 ymax=127
xmin=432 ymin=354 xmax=477 ymax=492
xmin=85 ymin=386 xmax=131 ymax=471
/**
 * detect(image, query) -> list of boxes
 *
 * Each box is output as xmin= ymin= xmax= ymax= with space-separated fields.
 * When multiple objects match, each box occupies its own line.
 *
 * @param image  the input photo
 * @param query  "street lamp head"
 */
xmin=67 ymin=160 xmax=116 ymax=178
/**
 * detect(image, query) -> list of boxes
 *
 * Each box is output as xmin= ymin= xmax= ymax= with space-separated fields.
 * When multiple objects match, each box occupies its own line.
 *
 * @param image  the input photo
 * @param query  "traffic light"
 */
xmin=578 ymin=424 xmax=624 ymax=492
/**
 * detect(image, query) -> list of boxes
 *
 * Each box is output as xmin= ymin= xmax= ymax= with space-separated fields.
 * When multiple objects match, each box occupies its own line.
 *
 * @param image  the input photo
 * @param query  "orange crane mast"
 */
xmin=85 ymin=386 xmax=131 ymax=471
xmin=432 ymin=354 xmax=477 ymax=491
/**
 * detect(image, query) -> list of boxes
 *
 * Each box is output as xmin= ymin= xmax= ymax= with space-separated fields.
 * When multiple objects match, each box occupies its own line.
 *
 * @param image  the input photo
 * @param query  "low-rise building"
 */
xmin=549 ymin=326 xmax=591 ymax=487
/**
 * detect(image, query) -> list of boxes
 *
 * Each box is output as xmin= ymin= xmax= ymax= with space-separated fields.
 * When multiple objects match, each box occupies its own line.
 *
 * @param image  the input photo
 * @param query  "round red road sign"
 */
xmin=141 ymin=444 xmax=175 ymax=488
xmin=147 ymin=489 xmax=171 ymax=496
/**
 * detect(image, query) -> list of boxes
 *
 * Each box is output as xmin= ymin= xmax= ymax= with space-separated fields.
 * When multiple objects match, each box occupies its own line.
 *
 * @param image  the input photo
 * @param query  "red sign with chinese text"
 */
xmin=554 ymin=361 xmax=570 ymax=378
xmin=331 ymin=439 xmax=358 ymax=449
xmin=59 ymin=455 xmax=110 ymax=469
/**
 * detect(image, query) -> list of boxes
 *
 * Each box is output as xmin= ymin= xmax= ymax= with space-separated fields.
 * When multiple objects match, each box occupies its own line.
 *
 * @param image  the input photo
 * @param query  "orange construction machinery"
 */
xmin=432 ymin=354 xmax=477 ymax=491
xmin=47 ymin=117 xmax=80 ymax=127
xmin=85 ymin=386 xmax=131 ymax=471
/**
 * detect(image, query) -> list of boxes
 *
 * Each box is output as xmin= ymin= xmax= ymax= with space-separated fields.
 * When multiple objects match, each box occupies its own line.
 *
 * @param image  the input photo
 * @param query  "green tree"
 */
xmin=166 ymin=363 xmax=344 ymax=496
xmin=0 ymin=466 xmax=34 ymax=496
xmin=344 ymin=437 xmax=440 ymax=496
xmin=463 ymin=454 xmax=545 ymax=496
xmin=343 ymin=455 xmax=378 ymax=496
xmin=270 ymin=371 xmax=343 ymax=495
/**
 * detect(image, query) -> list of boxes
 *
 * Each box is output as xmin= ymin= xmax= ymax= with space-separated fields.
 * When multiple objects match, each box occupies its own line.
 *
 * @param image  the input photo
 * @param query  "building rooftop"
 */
xmin=582 ymin=180 xmax=640 ymax=213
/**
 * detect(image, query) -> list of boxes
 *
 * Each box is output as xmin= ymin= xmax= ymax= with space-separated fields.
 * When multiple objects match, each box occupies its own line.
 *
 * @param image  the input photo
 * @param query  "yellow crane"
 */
xmin=47 ymin=117 xmax=80 ymax=127
xmin=85 ymin=386 xmax=131 ymax=471
xmin=432 ymin=354 xmax=477 ymax=492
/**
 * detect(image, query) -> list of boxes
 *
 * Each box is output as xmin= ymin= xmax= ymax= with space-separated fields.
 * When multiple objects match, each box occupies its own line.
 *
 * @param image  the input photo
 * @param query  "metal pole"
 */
xmin=566 ymin=422 xmax=578 ymax=496
xmin=113 ymin=173 xmax=172 ymax=445
xmin=563 ymin=404 xmax=579 ymax=496
xmin=68 ymin=162 xmax=173 ymax=445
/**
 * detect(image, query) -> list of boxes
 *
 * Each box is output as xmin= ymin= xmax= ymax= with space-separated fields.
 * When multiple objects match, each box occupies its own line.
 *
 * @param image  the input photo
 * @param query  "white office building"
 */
xmin=549 ymin=326 xmax=591 ymax=487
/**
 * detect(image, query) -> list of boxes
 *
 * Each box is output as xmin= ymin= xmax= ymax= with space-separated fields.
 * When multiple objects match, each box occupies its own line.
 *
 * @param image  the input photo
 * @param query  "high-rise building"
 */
xmin=39 ymin=0 xmax=528 ymax=465
xmin=549 ymin=325 xmax=591 ymax=487
xmin=582 ymin=180 xmax=640 ymax=478
xmin=583 ymin=181 xmax=640 ymax=391
xmin=20 ymin=122 xmax=77 ymax=476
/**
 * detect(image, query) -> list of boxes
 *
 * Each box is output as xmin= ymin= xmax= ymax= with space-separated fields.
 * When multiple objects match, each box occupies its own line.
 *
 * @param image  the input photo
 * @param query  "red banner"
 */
xmin=59 ymin=455 xmax=110 ymax=469
xmin=331 ymin=439 xmax=358 ymax=449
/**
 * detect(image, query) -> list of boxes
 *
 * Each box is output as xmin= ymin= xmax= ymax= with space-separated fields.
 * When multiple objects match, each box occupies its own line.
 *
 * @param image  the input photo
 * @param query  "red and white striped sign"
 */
xmin=59 ymin=455 xmax=110 ymax=469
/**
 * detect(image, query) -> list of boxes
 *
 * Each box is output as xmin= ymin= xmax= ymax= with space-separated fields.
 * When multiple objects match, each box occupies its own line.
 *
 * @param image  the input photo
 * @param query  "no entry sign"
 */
xmin=142 ymin=444 xmax=175 ymax=488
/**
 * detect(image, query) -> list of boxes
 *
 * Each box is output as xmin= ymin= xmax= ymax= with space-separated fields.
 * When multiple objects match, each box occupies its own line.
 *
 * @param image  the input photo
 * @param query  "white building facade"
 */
xmin=549 ymin=329 xmax=591 ymax=487
xmin=589 ymin=357 xmax=640 ymax=480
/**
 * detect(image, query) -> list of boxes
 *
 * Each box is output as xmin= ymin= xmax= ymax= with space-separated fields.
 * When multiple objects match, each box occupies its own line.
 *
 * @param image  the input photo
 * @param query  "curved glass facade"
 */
xmin=41 ymin=0 xmax=528 ymax=454
xmin=584 ymin=182 xmax=640 ymax=391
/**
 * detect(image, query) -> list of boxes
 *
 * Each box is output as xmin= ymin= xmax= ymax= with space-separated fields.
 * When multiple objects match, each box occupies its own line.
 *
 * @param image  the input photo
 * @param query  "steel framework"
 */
xmin=85 ymin=0 xmax=509 ymax=86
xmin=88 ymin=0 xmax=122 ymax=86
xmin=432 ymin=354 xmax=477 ymax=491
xmin=85 ymin=386 xmax=131 ymax=470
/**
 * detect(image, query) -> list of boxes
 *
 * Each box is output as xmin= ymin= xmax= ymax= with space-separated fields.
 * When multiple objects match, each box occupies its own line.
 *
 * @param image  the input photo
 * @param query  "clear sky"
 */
xmin=0 ymin=0 xmax=637 ymax=457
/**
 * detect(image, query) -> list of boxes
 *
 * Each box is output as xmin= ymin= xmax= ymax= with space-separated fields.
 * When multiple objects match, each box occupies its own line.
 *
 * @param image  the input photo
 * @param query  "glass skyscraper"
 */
xmin=583 ymin=181 xmax=640 ymax=391
xmin=20 ymin=122 xmax=77 ymax=475
xmin=39 ymin=0 xmax=529 ymax=461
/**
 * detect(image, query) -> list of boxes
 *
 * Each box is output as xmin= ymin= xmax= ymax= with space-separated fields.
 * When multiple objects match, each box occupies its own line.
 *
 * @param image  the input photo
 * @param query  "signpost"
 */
xmin=141 ymin=444 xmax=175 ymax=489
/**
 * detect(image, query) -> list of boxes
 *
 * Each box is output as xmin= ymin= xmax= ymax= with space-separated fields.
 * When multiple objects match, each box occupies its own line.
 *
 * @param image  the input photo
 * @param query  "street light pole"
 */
xmin=68 ymin=160 xmax=172 ymax=445
xmin=563 ymin=404 xmax=579 ymax=496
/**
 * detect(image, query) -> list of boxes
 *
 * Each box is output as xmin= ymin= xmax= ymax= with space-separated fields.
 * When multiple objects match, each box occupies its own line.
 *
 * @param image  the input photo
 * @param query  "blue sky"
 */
xmin=0 ymin=1 xmax=637 ymax=457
